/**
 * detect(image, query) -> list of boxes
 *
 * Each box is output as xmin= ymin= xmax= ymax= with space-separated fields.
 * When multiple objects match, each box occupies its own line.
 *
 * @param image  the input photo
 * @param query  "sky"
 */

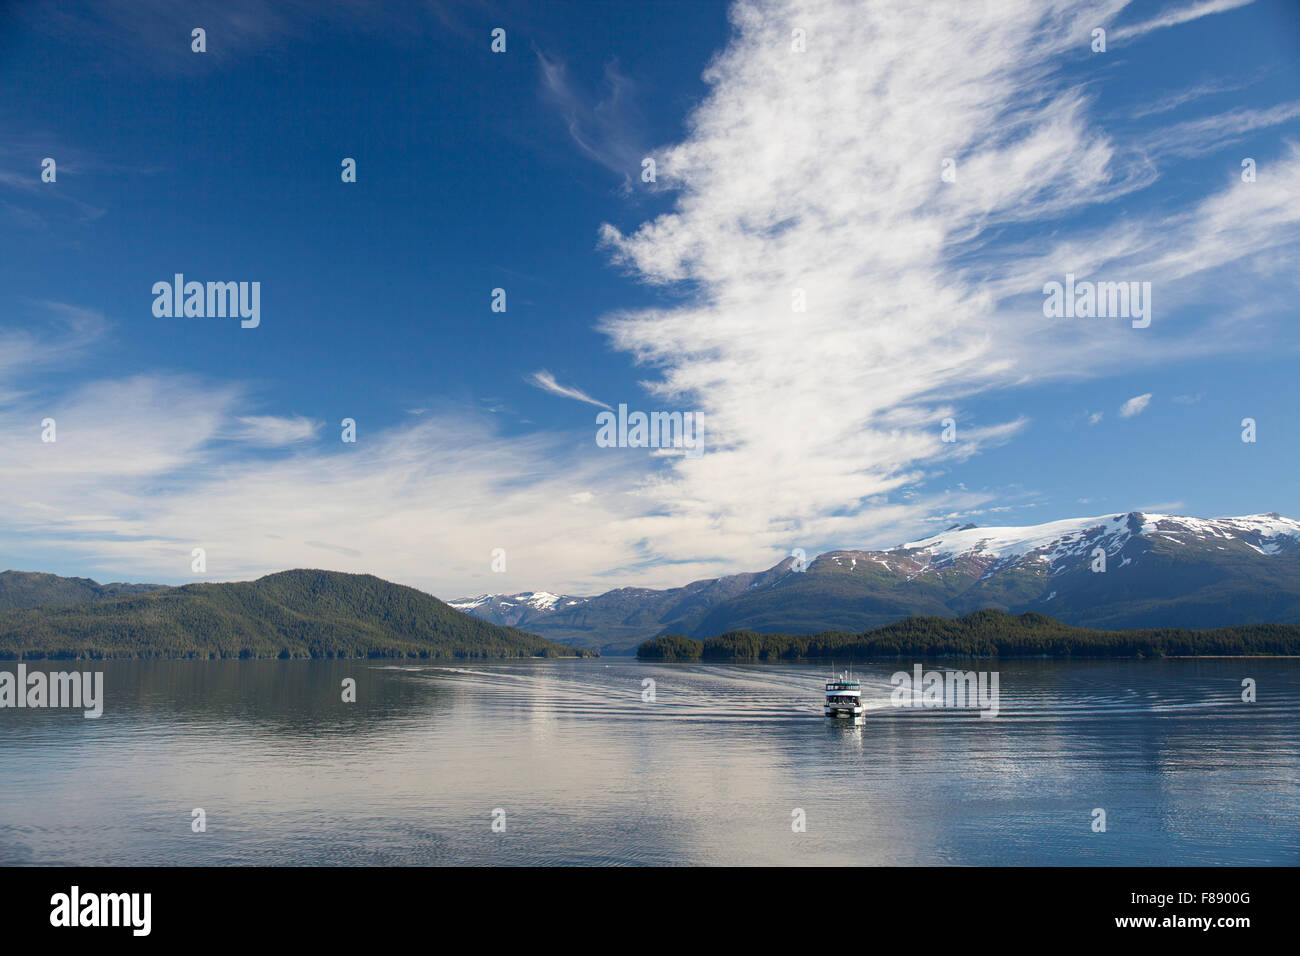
xmin=1 ymin=0 xmax=1298 ymax=599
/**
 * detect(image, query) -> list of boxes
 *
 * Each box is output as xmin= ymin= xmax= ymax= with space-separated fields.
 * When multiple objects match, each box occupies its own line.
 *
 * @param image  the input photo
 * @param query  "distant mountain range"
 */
xmin=450 ymin=512 xmax=1300 ymax=653
xmin=6 ymin=511 xmax=1296 ymax=658
xmin=0 ymin=569 xmax=592 ymax=660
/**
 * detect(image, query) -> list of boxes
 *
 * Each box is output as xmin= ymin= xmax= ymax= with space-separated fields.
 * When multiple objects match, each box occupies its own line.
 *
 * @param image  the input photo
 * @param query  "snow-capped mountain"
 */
xmin=448 ymin=591 xmax=587 ymax=626
xmin=897 ymin=512 xmax=1299 ymax=568
xmin=448 ymin=512 xmax=1300 ymax=654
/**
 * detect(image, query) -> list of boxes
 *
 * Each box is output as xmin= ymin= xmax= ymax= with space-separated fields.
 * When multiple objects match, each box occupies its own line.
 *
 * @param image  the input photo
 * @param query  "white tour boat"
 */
xmin=824 ymin=670 xmax=864 ymax=719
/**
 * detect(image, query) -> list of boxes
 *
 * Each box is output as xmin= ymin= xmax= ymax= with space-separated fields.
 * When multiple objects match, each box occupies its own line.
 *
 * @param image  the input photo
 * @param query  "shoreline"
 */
xmin=637 ymin=654 xmax=1300 ymax=662
xmin=3 ymin=653 xmax=1295 ymax=664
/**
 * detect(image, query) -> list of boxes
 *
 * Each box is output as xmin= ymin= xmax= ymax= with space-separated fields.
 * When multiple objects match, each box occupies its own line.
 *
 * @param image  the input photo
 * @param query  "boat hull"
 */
xmin=825 ymin=706 xmax=864 ymax=718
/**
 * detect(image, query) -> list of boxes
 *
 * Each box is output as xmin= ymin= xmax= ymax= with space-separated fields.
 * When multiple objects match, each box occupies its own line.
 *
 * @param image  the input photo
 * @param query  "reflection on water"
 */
xmin=1 ymin=658 xmax=1297 ymax=865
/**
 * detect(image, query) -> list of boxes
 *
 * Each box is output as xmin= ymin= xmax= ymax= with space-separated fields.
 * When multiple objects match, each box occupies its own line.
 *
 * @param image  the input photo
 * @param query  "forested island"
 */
xmin=0 ymin=569 xmax=596 ymax=660
xmin=635 ymin=609 xmax=1300 ymax=660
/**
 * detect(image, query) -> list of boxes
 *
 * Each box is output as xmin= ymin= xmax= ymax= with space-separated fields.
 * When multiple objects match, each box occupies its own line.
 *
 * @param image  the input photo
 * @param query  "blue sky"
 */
xmin=1 ymin=0 xmax=1298 ymax=597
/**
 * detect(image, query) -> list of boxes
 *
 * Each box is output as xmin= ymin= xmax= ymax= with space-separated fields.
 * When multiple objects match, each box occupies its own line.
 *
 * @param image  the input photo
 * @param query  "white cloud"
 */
xmin=0 ymin=302 xmax=105 ymax=389
xmin=0 ymin=381 xmax=653 ymax=596
xmin=1139 ymin=500 xmax=1187 ymax=512
xmin=231 ymin=415 xmax=321 ymax=446
xmin=526 ymin=370 xmax=612 ymax=410
xmin=1111 ymin=0 xmax=1254 ymax=43
xmin=536 ymin=51 xmax=648 ymax=185
xmin=1130 ymin=75 xmax=1260 ymax=119
xmin=1142 ymin=102 xmax=1300 ymax=160
xmin=1119 ymin=393 xmax=1153 ymax=418
xmin=593 ymin=0 xmax=1299 ymax=577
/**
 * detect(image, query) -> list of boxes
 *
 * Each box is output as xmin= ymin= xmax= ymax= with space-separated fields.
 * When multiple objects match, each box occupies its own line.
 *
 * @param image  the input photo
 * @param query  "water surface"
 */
xmin=1 ymin=658 xmax=1296 ymax=865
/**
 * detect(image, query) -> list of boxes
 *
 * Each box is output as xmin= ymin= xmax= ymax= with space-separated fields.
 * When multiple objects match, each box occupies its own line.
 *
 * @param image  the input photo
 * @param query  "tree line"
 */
xmin=636 ymin=609 xmax=1300 ymax=660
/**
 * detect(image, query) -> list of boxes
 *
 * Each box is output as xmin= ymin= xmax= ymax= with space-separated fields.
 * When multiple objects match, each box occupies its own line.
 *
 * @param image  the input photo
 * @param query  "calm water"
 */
xmin=1 ymin=658 xmax=1297 ymax=865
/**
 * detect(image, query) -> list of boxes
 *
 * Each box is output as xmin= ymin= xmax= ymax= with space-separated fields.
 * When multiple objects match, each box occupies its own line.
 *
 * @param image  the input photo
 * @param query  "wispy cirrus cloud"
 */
xmin=1129 ymin=74 xmax=1262 ymax=119
xmin=536 ymin=50 xmax=650 ymax=187
xmin=1142 ymin=102 xmax=1300 ymax=160
xmin=0 ymin=302 xmax=106 ymax=392
xmin=0 ymin=145 xmax=108 ymax=226
xmin=231 ymin=415 xmax=321 ymax=446
xmin=1111 ymin=0 xmax=1254 ymax=43
xmin=9 ymin=0 xmax=396 ymax=69
xmin=526 ymin=370 xmax=612 ymax=409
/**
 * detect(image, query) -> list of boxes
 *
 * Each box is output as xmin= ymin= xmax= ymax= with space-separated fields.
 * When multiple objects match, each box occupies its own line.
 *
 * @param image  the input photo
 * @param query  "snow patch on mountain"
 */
xmin=449 ymin=591 xmax=577 ymax=612
xmin=901 ymin=514 xmax=1128 ymax=562
xmin=522 ymin=591 xmax=562 ymax=610
xmin=899 ymin=512 xmax=1300 ymax=569
xmin=1137 ymin=513 xmax=1300 ymax=542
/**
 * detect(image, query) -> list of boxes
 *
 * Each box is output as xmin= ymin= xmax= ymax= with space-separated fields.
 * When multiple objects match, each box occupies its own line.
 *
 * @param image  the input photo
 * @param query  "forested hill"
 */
xmin=636 ymin=610 xmax=1300 ymax=660
xmin=0 ymin=570 xmax=167 ymax=611
xmin=0 ymin=569 xmax=595 ymax=660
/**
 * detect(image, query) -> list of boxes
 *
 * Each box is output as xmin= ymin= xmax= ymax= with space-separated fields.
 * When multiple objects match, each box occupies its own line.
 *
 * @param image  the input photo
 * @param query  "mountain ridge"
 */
xmin=451 ymin=511 xmax=1300 ymax=653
